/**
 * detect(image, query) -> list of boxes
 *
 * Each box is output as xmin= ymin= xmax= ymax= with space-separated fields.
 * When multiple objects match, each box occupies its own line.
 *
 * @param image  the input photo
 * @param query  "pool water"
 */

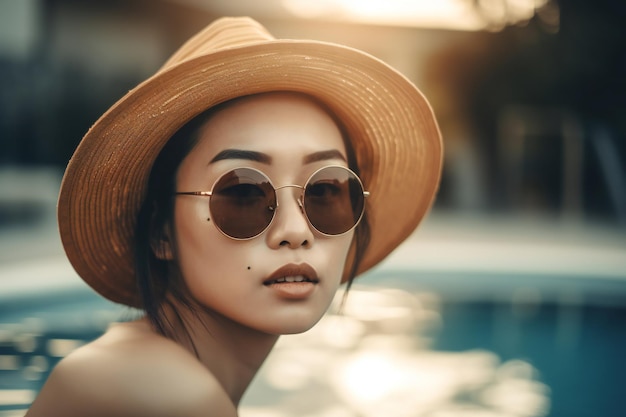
xmin=1 ymin=271 xmax=625 ymax=417
xmin=435 ymin=300 xmax=626 ymax=416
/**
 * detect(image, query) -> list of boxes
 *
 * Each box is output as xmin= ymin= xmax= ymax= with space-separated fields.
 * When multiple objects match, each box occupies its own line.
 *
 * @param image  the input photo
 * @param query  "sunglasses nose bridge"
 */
xmin=274 ymin=184 xmax=305 ymax=211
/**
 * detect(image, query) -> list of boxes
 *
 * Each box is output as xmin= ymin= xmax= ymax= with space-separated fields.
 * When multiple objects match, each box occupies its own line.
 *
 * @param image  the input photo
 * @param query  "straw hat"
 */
xmin=58 ymin=16 xmax=443 ymax=307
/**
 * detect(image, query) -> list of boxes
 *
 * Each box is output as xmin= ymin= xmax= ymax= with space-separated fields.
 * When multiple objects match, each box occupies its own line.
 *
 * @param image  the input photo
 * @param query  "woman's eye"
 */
xmin=220 ymin=184 xmax=266 ymax=200
xmin=307 ymin=182 xmax=342 ymax=199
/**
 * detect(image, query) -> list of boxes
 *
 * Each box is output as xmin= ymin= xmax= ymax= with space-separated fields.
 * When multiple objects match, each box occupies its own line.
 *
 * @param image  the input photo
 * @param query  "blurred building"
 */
xmin=0 ymin=0 xmax=625 ymax=225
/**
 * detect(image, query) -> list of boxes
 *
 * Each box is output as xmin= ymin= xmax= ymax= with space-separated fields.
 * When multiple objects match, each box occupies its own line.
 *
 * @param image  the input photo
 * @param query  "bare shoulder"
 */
xmin=26 ymin=320 xmax=236 ymax=417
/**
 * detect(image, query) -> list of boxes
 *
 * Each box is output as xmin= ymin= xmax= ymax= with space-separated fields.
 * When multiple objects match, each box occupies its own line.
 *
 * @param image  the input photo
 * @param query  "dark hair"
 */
xmin=134 ymin=93 xmax=371 ymax=341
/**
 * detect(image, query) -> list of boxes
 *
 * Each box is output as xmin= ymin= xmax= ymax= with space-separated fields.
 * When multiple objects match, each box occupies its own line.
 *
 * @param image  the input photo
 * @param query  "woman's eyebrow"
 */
xmin=210 ymin=149 xmax=272 ymax=164
xmin=209 ymin=148 xmax=346 ymax=165
xmin=303 ymin=149 xmax=346 ymax=164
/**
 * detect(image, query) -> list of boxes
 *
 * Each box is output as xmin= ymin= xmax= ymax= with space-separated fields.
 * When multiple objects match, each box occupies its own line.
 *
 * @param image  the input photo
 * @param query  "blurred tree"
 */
xmin=428 ymin=0 xmax=625 ymax=221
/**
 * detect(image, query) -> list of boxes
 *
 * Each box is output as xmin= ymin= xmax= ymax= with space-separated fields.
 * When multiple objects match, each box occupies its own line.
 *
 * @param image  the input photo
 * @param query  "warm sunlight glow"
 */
xmin=171 ymin=0 xmax=555 ymax=31
xmin=282 ymin=0 xmax=551 ymax=31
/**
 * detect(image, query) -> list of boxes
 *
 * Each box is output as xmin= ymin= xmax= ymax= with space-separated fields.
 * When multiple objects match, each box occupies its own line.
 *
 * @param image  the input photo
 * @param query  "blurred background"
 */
xmin=1 ymin=1 xmax=625 ymax=416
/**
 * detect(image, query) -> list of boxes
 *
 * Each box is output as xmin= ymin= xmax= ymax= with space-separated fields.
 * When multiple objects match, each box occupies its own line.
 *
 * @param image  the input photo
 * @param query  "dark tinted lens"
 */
xmin=303 ymin=167 xmax=365 ymax=235
xmin=210 ymin=168 xmax=276 ymax=239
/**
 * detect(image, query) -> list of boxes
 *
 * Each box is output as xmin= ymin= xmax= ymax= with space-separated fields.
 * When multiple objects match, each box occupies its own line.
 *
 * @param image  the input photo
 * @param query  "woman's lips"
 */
xmin=263 ymin=263 xmax=319 ymax=299
xmin=263 ymin=263 xmax=319 ymax=285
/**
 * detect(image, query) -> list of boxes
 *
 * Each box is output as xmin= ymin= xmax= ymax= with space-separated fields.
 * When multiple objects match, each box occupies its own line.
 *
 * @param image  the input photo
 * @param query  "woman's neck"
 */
xmin=159 ymin=297 xmax=279 ymax=405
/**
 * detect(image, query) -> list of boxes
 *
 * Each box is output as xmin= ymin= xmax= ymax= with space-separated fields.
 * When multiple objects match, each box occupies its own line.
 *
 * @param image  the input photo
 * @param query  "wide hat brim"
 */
xmin=58 ymin=17 xmax=443 ymax=307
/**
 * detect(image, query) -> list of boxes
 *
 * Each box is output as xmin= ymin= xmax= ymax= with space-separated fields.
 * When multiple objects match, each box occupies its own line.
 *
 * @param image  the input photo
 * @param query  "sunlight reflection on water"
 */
xmin=240 ymin=286 xmax=550 ymax=417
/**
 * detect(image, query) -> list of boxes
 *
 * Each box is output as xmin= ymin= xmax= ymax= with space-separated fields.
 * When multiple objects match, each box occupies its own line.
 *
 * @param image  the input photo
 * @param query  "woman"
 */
xmin=26 ymin=17 xmax=442 ymax=416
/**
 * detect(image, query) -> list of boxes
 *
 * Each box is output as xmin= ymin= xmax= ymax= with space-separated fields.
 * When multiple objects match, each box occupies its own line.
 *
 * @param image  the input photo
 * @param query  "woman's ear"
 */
xmin=151 ymin=226 xmax=174 ymax=261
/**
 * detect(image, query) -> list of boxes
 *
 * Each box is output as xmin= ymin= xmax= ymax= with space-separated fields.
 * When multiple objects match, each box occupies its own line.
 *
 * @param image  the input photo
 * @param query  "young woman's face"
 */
xmin=171 ymin=93 xmax=354 ymax=335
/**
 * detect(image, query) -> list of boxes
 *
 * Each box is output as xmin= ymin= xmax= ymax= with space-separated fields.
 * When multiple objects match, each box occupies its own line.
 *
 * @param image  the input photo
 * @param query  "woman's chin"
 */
xmin=259 ymin=313 xmax=326 ymax=336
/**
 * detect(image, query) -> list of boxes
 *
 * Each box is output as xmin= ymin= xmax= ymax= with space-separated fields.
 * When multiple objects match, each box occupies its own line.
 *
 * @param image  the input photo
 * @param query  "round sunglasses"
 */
xmin=175 ymin=165 xmax=369 ymax=240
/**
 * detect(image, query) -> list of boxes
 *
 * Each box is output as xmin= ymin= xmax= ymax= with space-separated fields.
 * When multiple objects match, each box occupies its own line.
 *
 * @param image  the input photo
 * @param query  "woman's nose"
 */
xmin=266 ymin=188 xmax=314 ymax=249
